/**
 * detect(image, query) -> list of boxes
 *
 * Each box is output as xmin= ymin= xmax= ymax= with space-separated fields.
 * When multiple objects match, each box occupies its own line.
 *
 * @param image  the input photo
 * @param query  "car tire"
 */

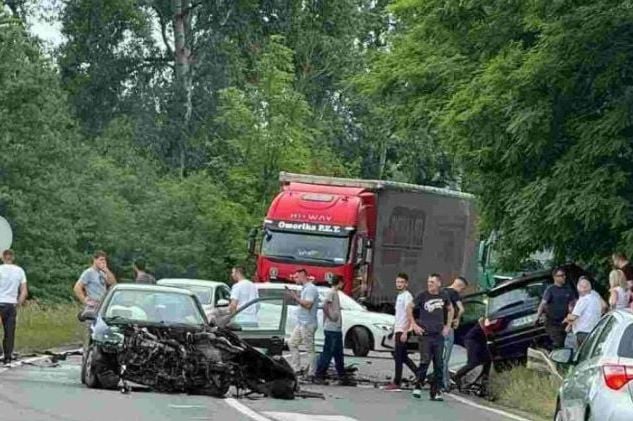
xmin=83 ymin=346 xmax=101 ymax=389
xmin=350 ymin=327 xmax=371 ymax=357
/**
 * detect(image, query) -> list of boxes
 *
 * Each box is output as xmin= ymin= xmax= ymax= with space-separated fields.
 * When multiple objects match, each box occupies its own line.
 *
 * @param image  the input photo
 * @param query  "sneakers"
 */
xmin=337 ymin=377 xmax=357 ymax=387
xmin=312 ymin=377 xmax=329 ymax=385
xmin=430 ymin=391 xmax=444 ymax=401
xmin=412 ymin=388 xmax=422 ymax=398
xmin=383 ymin=383 xmax=402 ymax=391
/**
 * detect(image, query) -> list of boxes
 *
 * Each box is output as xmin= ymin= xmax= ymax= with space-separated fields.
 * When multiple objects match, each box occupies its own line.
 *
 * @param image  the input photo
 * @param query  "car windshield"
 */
xmin=488 ymin=281 xmax=547 ymax=314
xmin=104 ymin=290 xmax=205 ymax=326
xmin=261 ymin=230 xmax=350 ymax=264
xmin=161 ymin=284 xmax=213 ymax=305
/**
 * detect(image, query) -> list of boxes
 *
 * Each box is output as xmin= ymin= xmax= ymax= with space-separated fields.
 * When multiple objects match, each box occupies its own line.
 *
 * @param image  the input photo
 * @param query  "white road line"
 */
xmin=264 ymin=412 xmax=359 ymax=421
xmin=447 ymin=393 xmax=532 ymax=421
xmin=168 ymin=404 xmax=207 ymax=409
xmin=0 ymin=355 xmax=53 ymax=374
xmin=224 ymin=398 xmax=274 ymax=421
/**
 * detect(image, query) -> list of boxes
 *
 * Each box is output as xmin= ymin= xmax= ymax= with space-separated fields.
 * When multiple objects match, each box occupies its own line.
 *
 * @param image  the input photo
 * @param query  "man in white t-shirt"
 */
xmin=384 ymin=273 xmax=418 ymax=391
xmin=229 ymin=266 xmax=259 ymax=327
xmin=0 ymin=249 xmax=28 ymax=364
xmin=565 ymin=276 xmax=607 ymax=348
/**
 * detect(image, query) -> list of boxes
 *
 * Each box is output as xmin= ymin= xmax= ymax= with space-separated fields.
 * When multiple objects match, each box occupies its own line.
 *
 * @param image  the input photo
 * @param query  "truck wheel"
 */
xmin=350 ymin=327 xmax=371 ymax=357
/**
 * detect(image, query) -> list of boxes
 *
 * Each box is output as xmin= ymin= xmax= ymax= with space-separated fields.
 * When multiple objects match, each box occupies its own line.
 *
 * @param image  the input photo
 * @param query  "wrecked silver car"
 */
xmin=79 ymin=284 xmax=297 ymax=399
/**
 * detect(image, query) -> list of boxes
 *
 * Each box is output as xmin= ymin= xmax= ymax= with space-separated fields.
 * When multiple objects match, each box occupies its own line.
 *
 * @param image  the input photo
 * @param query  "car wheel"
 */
xmin=83 ymin=346 xmax=101 ymax=389
xmin=350 ymin=327 xmax=371 ymax=357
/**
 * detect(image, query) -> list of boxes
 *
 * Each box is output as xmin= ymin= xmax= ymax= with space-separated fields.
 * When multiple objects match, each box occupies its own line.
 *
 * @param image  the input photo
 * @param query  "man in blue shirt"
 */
xmin=287 ymin=268 xmax=319 ymax=379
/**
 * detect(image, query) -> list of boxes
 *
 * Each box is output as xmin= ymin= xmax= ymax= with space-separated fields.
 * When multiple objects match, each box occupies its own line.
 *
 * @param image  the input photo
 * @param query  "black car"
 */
xmin=79 ymin=284 xmax=297 ymax=399
xmin=455 ymin=263 xmax=591 ymax=366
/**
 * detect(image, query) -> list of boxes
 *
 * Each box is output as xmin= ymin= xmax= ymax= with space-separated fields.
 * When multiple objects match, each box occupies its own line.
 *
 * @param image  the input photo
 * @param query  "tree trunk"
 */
xmin=172 ymin=0 xmax=193 ymax=178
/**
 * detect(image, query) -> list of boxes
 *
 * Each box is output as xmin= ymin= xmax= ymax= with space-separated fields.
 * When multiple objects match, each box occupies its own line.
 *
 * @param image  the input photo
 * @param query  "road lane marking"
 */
xmin=225 ymin=398 xmax=274 ymax=421
xmin=168 ymin=404 xmax=207 ymax=409
xmin=264 ymin=413 xmax=359 ymax=421
xmin=0 ymin=355 xmax=53 ymax=374
xmin=447 ymin=393 xmax=531 ymax=421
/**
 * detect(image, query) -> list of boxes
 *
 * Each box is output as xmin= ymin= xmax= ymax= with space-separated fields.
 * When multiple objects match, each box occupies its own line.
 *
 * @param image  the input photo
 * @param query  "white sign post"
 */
xmin=0 ymin=216 xmax=13 ymax=254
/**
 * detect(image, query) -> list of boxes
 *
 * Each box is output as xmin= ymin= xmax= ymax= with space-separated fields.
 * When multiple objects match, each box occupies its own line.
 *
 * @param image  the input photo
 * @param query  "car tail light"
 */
xmin=484 ymin=318 xmax=505 ymax=335
xmin=602 ymin=365 xmax=633 ymax=390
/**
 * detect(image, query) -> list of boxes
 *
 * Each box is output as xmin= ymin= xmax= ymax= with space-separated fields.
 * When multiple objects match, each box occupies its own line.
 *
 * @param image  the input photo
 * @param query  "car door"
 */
xmin=227 ymin=296 xmax=289 ymax=351
xmin=454 ymin=292 xmax=487 ymax=346
xmin=562 ymin=315 xmax=614 ymax=420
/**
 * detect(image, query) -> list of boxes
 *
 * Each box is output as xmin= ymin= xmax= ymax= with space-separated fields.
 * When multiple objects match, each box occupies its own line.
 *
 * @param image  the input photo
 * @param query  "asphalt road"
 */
xmin=0 ymin=350 xmax=527 ymax=421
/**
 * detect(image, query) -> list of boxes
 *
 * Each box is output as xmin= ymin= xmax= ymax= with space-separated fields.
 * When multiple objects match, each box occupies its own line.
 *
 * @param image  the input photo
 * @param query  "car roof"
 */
xmin=110 ymin=283 xmax=197 ymax=296
xmin=255 ymin=282 xmax=332 ymax=291
xmin=486 ymin=262 xmax=588 ymax=296
xmin=156 ymin=278 xmax=226 ymax=288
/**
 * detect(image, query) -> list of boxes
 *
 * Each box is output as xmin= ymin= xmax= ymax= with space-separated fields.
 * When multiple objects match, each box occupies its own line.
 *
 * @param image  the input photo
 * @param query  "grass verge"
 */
xmin=490 ymin=365 xmax=561 ymax=420
xmin=0 ymin=302 xmax=85 ymax=354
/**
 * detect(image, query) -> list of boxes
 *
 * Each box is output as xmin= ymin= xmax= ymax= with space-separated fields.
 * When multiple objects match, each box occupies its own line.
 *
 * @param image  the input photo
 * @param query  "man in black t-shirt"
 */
xmin=407 ymin=273 xmax=454 ymax=401
xmin=534 ymin=267 xmax=576 ymax=349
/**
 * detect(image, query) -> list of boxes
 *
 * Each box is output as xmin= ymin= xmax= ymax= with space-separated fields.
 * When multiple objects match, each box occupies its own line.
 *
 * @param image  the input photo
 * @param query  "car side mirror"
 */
xmin=550 ymin=348 xmax=574 ymax=365
xmin=77 ymin=310 xmax=96 ymax=322
xmin=217 ymin=299 xmax=229 ymax=307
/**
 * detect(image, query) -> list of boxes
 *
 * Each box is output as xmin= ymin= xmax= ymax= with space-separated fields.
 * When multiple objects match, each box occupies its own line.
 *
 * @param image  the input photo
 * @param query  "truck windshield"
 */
xmin=261 ymin=230 xmax=350 ymax=265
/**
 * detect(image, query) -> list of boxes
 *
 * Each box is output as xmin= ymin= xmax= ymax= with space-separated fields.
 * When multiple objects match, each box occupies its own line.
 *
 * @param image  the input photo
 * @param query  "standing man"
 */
xmin=74 ymin=250 xmax=116 ymax=314
xmin=228 ymin=266 xmax=259 ymax=327
xmin=564 ymin=276 xmax=606 ymax=348
xmin=453 ymin=317 xmax=492 ymax=393
xmin=286 ymin=268 xmax=319 ymax=379
xmin=408 ymin=273 xmax=454 ymax=402
xmin=133 ymin=259 xmax=155 ymax=284
xmin=384 ymin=272 xmax=418 ymax=391
xmin=314 ymin=276 xmax=354 ymax=386
xmin=0 ymin=249 xmax=28 ymax=365
xmin=442 ymin=276 xmax=467 ymax=391
xmin=534 ymin=267 xmax=576 ymax=349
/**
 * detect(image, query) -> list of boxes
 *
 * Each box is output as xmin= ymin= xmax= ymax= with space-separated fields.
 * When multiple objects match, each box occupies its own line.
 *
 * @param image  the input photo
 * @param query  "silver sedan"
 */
xmin=551 ymin=309 xmax=633 ymax=421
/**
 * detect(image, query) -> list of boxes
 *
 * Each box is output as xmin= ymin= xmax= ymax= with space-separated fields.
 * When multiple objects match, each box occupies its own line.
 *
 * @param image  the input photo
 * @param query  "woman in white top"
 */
xmin=608 ymin=269 xmax=630 ymax=310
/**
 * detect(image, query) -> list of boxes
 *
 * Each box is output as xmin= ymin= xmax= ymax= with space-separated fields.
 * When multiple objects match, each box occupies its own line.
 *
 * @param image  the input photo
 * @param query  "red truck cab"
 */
xmin=251 ymin=181 xmax=376 ymax=296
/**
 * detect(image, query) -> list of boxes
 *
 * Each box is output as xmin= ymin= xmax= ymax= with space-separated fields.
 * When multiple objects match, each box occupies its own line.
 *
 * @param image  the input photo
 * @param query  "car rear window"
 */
xmin=618 ymin=324 xmax=633 ymax=358
xmin=488 ymin=281 xmax=548 ymax=314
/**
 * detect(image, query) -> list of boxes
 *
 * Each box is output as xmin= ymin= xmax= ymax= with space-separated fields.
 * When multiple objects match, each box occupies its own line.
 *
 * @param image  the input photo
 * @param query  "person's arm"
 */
xmin=534 ymin=287 xmax=551 ymax=325
xmin=443 ymin=300 xmax=454 ymax=336
xmin=290 ymin=288 xmax=316 ymax=310
xmin=407 ymin=301 xmax=423 ymax=334
xmin=73 ymin=280 xmax=88 ymax=305
xmin=608 ymin=289 xmax=617 ymax=307
xmin=453 ymin=300 xmax=465 ymax=328
xmin=229 ymin=285 xmax=239 ymax=314
xmin=17 ymin=277 xmax=28 ymax=306
xmin=103 ymin=267 xmax=116 ymax=287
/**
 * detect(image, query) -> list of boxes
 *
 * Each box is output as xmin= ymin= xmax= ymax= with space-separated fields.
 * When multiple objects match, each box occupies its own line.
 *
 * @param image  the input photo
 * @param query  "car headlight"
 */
xmin=373 ymin=323 xmax=393 ymax=332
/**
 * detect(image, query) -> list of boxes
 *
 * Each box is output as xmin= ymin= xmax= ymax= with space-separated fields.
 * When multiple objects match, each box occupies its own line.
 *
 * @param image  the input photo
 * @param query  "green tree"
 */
xmin=363 ymin=0 xmax=633 ymax=271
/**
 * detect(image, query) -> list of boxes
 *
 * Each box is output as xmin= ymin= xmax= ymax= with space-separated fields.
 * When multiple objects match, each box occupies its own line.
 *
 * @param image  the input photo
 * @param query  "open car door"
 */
xmin=219 ymin=296 xmax=289 ymax=354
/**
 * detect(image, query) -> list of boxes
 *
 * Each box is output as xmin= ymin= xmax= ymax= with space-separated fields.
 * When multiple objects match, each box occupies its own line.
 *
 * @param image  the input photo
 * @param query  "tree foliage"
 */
xmin=362 ymin=0 xmax=633 ymax=271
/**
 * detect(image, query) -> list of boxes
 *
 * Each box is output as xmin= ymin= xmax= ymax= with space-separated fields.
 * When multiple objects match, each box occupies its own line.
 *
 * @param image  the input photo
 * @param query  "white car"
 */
xmin=156 ymin=278 xmax=231 ymax=320
xmin=256 ymin=282 xmax=395 ymax=356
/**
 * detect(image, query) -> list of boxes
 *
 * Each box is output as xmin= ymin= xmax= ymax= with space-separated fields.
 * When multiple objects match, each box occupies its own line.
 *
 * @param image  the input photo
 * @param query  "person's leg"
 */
xmin=316 ymin=330 xmax=334 ymax=379
xmin=332 ymin=331 xmax=346 ymax=379
xmin=289 ymin=325 xmax=303 ymax=373
xmin=442 ymin=329 xmax=454 ymax=390
xmin=304 ymin=324 xmax=317 ymax=376
xmin=393 ymin=332 xmax=405 ymax=385
xmin=415 ymin=336 xmax=431 ymax=392
xmin=0 ymin=304 xmax=16 ymax=364
xmin=546 ymin=323 xmax=565 ymax=349
xmin=430 ymin=335 xmax=444 ymax=398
